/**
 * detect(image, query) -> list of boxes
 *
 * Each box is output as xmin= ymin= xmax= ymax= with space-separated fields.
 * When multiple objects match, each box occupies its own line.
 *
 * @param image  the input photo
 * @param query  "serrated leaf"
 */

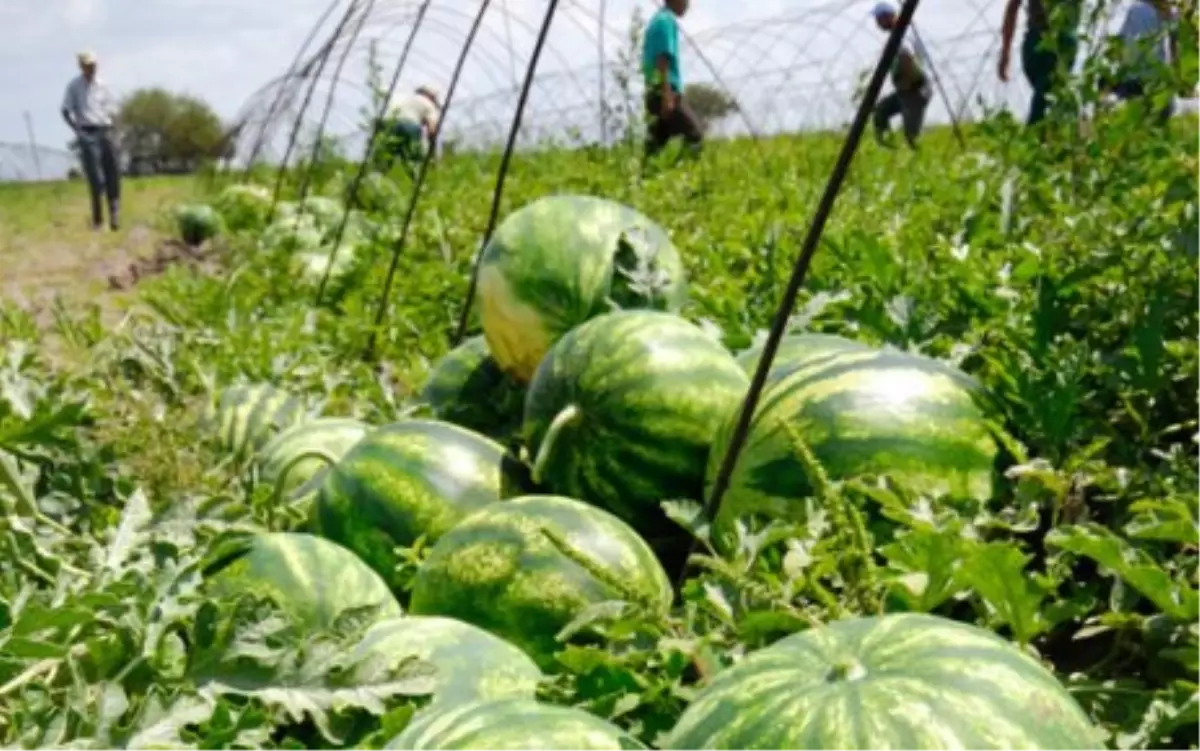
xmin=879 ymin=527 xmax=967 ymax=611
xmin=960 ymin=541 xmax=1049 ymax=644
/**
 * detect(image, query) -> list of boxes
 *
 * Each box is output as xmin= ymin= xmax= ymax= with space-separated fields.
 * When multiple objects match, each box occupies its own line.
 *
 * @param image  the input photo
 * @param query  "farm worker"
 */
xmin=998 ymin=0 xmax=1083 ymax=125
xmin=869 ymin=2 xmax=933 ymax=150
xmin=642 ymin=0 xmax=704 ymax=162
xmin=381 ymin=85 xmax=442 ymax=173
xmin=61 ymin=50 xmax=122 ymax=231
xmin=1108 ymin=0 xmax=1179 ymax=124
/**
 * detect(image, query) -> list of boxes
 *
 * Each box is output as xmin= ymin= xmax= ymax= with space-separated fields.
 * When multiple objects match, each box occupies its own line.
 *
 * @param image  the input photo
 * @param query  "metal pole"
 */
xmin=23 ymin=112 xmax=42 ymax=180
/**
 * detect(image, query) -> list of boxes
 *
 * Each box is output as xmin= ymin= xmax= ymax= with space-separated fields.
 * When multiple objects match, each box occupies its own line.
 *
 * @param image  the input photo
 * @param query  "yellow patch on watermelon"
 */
xmin=477 ymin=264 xmax=553 ymax=383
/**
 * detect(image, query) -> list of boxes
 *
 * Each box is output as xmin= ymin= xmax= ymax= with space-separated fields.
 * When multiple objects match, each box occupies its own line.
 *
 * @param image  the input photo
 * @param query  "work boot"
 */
xmin=108 ymin=200 xmax=120 ymax=231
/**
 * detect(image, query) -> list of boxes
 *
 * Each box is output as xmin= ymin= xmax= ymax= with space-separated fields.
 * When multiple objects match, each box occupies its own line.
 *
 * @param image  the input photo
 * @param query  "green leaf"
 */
xmin=960 ymin=541 xmax=1050 ymax=644
xmin=879 ymin=527 xmax=967 ymax=612
xmin=1124 ymin=497 xmax=1198 ymax=545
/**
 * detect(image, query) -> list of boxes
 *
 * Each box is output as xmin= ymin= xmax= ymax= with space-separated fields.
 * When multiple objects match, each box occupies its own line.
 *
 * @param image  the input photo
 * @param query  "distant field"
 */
xmin=0 ymin=174 xmax=202 ymax=321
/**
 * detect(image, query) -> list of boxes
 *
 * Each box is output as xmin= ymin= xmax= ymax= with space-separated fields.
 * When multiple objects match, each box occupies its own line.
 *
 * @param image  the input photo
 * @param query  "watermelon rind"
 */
xmin=475 ymin=194 xmax=688 ymax=383
xmin=257 ymin=416 xmax=371 ymax=503
xmin=408 ymin=494 xmax=672 ymax=667
xmin=663 ymin=612 xmax=1103 ymax=750
xmin=735 ymin=331 xmax=874 ymax=384
xmin=347 ymin=615 xmax=542 ymax=705
xmin=523 ymin=309 xmax=749 ymax=545
xmin=211 ymin=383 xmax=309 ymax=462
xmin=385 ymin=697 xmax=646 ymax=750
xmin=708 ymin=346 xmax=1001 ymax=551
xmin=419 ymin=335 xmax=525 ymax=443
xmin=310 ymin=419 xmax=530 ymax=591
xmin=203 ymin=532 xmax=402 ymax=631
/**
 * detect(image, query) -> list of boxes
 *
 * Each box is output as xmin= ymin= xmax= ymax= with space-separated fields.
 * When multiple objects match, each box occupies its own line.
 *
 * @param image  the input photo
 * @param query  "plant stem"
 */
xmin=531 ymin=404 xmax=581 ymax=486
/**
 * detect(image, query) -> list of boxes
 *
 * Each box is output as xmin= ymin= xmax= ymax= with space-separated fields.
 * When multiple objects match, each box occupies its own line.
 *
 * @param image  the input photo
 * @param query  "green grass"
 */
xmin=0 ymin=103 xmax=1196 ymax=750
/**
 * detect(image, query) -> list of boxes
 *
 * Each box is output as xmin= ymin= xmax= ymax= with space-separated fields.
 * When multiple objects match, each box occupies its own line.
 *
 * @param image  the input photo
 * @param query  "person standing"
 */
xmin=380 ymin=86 xmax=442 ymax=175
xmin=870 ymin=2 xmax=933 ymax=150
xmin=999 ymin=0 xmax=1083 ymax=126
xmin=1110 ymin=0 xmax=1179 ymax=124
xmin=61 ymin=51 xmax=122 ymax=231
xmin=641 ymin=0 xmax=703 ymax=162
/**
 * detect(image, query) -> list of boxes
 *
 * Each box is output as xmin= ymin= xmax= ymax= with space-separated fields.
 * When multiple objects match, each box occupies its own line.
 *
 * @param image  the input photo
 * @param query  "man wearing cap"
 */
xmin=998 ymin=0 xmax=1083 ymax=126
xmin=870 ymin=2 xmax=933 ymax=150
xmin=379 ymin=86 xmax=442 ymax=175
xmin=642 ymin=0 xmax=703 ymax=163
xmin=61 ymin=51 xmax=122 ymax=230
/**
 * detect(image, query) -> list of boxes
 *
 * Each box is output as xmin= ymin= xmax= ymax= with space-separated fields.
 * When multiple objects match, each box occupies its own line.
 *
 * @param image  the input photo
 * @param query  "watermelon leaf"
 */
xmin=960 ymin=541 xmax=1051 ymax=645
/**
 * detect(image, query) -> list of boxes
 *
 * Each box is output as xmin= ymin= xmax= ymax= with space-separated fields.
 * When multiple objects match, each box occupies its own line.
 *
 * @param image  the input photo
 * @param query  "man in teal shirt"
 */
xmin=642 ymin=0 xmax=703 ymax=160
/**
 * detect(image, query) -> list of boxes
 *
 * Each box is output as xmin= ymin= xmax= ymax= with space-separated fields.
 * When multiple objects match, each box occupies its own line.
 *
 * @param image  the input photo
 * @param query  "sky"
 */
xmin=0 ymin=0 xmax=1153 ymax=179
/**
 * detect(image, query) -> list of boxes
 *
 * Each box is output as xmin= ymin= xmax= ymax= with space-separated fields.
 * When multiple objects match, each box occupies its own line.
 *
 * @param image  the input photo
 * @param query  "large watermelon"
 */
xmin=202 ymin=532 xmax=401 ymax=630
xmin=707 ymin=346 xmax=1001 ymax=551
xmin=386 ymin=697 xmax=646 ymax=750
xmin=310 ymin=419 xmax=530 ymax=591
xmin=735 ymin=331 xmax=873 ymax=384
xmin=408 ymin=495 xmax=672 ymax=667
xmin=209 ymin=383 xmax=309 ymax=462
xmin=420 ymin=335 xmax=525 ymax=443
xmin=257 ymin=416 xmax=371 ymax=502
xmin=347 ymin=616 xmax=542 ymax=705
xmin=523 ymin=310 xmax=748 ymax=546
xmin=663 ymin=612 xmax=1102 ymax=750
xmin=475 ymin=194 xmax=688 ymax=383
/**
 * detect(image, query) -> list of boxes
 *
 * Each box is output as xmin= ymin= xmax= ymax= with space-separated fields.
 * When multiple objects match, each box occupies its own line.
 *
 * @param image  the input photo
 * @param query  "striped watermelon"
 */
xmin=523 ymin=310 xmax=749 ymax=545
xmin=310 ymin=419 xmax=530 ymax=591
xmin=386 ymin=697 xmax=646 ymax=750
xmin=347 ymin=616 xmax=542 ymax=705
xmin=408 ymin=495 xmax=671 ymax=667
xmin=708 ymin=347 xmax=1001 ymax=551
xmin=475 ymin=194 xmax=688 ymax=383
xmin=736 ymin=331 xmax=873 ymax=383
xmin=210 ymin=382 xmax=308 ymax=461
xmin=257 ymin=417 xmax=371 ymax=502
xmin=203 ymin=532 xmax=401 ymax=630
xmin=663 ymin=612 xmax=1102 ymax=750
xmin=420 ymin=335 xmax=525 ymax=443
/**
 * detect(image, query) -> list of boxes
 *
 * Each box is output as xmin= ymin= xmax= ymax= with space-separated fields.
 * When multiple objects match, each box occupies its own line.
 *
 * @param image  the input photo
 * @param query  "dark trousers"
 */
xmin=1022 ymin=28 xmax=1080 ymax=125
xmin=873 ymin=85 xmax=931 ymax=148
xmin=1113 ymin=78 xmax=1175 ymax=125
xmin=78 ymin=126 xmax=121 ymax=228
xmin=644 ymin=89 xmax=703 ymax=160
xmin=377 ymin=119 xmax=425 ymax=176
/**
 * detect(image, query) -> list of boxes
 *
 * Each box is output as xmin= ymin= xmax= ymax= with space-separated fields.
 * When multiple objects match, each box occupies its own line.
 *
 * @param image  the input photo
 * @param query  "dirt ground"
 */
xmin=0 ymin=175 xmax=204 ymax=327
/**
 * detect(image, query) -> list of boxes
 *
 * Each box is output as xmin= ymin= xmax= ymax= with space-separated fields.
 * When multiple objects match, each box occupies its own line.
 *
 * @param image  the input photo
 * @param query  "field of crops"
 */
xmin=0 ymin=101 xmax=1197 ymax=751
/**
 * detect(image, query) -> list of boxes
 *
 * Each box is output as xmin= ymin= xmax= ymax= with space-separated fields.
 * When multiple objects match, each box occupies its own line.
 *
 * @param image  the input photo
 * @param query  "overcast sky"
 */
xmin=0 ymin=0 xmax=1146 ymax=175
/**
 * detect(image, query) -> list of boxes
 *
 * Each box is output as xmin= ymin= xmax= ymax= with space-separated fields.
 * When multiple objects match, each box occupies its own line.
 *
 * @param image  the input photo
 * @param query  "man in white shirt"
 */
xmin=378 ymin=86 xmax=441 ymax=175
xmin=1109 ymin=0 xmax=1178 ymax=123
xmin=61 ymin=51 xmax=122 ymax=230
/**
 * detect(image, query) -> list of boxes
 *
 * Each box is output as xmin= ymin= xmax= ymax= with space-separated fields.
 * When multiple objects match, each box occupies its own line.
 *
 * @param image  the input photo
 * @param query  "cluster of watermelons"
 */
xmin=195 ymin=194 xmax=1100 ymax=750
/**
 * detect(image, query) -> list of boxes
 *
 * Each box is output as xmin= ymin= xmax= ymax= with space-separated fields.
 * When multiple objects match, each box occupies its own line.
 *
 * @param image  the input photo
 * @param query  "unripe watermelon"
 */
xmin=523 ymin=310 xmax=748 ymax=546
xmin=419 ymin=335 xmax=525 ymax=443
xmin=408 ymin=495 xmax=671 ymax=668
xmin=735 ymin=331 xmax=872 ymax=384
xmin=475 ymin=194 xmax=688 ymax=383
xmin=310 ymin=419 xmax=530 ymax=591
xmin=663 ymin=612 xmax=1102 ymax=750
xmin=257 ymin=416 xmax=371 ymax=502
xmin=708 ymin=346 xmax=1001 ymax=551
xmin=348 ymin=616 xmax=542 ymax=705
xmin=386 ymin=697 xmax=646 ymax=750
xmin=203 ymin=532 xmax=401 ymax=630
xmin=208 ymin=383 xmax=309 ymax=462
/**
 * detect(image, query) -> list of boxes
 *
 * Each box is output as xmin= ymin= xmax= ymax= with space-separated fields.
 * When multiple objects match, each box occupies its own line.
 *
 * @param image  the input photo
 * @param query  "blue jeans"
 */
xmin=77 ymin=126 xmax=121 ymax=227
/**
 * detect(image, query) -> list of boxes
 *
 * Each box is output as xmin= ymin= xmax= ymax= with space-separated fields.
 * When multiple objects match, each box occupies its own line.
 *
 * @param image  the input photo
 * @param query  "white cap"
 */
xmin=871 ymin=2 xmax=896 ymax=18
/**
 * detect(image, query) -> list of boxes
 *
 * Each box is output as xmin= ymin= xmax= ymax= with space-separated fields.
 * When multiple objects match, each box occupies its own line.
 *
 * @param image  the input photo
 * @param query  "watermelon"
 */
xmin=347 ymin=615 xmax=542 ymax=704
xmin=175 ymin=202 xmax=223 ymax=246
xmin=707 ymin=346 xmax=1001 ymax=551
xmin=663 ymin=612 xmax=1102 ymax=750
xmin=210 ymin=383 xmax=308 ymax=462
xmin=523 ymin=310 xmax=749 ymax=545
xmin=420 ymin=335 xmax=525 ymax=442
xmin=386 ymin=697 xmax=646 ymax=750
xmin=408 ymin=495 xmax=671 ymax=667
xmin=475 ymin=194 xmax=688 ymax=383
xmin=257 ymin=416 xmax=371 ymax=503
xmin=310 ymin=419 xmax=530 ymax=591
xmin=203 ymin=532 xmax=401 ymax=630
xmin=735 ymin=331 xmax=873 ymax=384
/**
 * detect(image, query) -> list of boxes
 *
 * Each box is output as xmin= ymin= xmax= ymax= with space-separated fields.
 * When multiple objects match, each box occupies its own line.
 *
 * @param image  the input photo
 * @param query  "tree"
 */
xmin=683 ymin=82 xmax=739 ymax=130
xmin=116 ymin=88 xmax=233 ymax=174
